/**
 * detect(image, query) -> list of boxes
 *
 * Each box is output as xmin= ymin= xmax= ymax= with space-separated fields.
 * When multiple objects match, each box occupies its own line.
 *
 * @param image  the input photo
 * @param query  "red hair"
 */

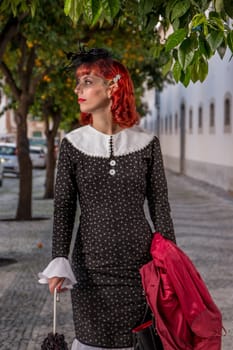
xmin=75 ymin=58 xmax=139 ymax=128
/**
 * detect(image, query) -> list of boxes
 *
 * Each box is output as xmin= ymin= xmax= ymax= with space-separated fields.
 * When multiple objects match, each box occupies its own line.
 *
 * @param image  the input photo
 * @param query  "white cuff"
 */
xmin=38 ymin=257 xmax=77 ymax=289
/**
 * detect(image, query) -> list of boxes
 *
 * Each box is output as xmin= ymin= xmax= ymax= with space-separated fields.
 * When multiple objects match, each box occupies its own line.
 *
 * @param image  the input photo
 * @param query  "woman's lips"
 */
xmin=78 ymin=98 xmax=86 ymax=103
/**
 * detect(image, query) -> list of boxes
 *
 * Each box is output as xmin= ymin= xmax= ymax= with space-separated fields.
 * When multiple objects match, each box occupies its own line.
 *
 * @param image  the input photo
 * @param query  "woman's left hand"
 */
xmin=48 ymin=276 xmax=68 ymax=294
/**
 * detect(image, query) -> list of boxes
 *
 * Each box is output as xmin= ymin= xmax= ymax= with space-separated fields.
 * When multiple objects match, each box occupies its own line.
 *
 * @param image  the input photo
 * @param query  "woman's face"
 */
xmin=74 ymin=72 xmax=112 ymax=115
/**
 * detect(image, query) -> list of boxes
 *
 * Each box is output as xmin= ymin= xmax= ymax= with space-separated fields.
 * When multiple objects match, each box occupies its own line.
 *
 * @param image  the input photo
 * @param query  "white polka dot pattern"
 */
xmin=52 ymin=128 xmax=175 ymax=348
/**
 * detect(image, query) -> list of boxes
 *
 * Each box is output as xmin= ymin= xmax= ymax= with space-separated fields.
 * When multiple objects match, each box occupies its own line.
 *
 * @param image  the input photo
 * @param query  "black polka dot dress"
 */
xmin=52 ymin=125 xmax=175 ymax=348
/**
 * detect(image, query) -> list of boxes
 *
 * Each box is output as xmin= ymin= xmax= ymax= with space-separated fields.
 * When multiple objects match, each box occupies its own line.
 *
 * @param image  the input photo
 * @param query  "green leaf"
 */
xmin=208 ymin=12 xmax=225 ymax=31
xmin=227 ymin=30 xmax=233 ymax=53
xmin=152 ymin=43 xmax=163 ymax=58
xmin=170 ymin=0 xmax=190 ymax=22
xmin=153 ymin=0 xmax=164 ymax=5
xmin=64 ymin=0 xmax=84 ymax=23
xmin=178 ymin=37 xmax=195 ymax=70
xmin=203 ymin=23 xmax=208 ymax=36
xmin=83 ymin=0 xmax=94 ymax=24
xmin=172 ymin=18 xmax=180 ymax=31
xmin=158 ymin=51 xmax=171 ymax=66
xmin=199 ymin=36 xmax=212 ymax=58
xmin=64 ymin=0 xmax=72 ymax=15
xmin=83 ymin=0 xmax=102 ymax=25
xmin=198 ymin=56 xmax=208 ymax=82
xmin=190 ymin=61 xmax=200 ymax=83
xmin=165 ymin=28 xmax=187 ymax=52
xmin=92 ymin=4 xmax=103 ymax=26
xmin=180 ymin=66 xmax=191 ymax=87
xmin=30 ymin=1 xmax=37 ymax=17
xmin=145 ymin=14 xmax=160 ymax=32
xmin=213 ymin=0 xmax=224 ymax=12
xmin=223 ymin=0 xmax=233 ymax=17
xmin=162 ymin=57 xmax=173 ymax=76
xmin=217 ymin=40 xmax=227 ymax=59
xmin=206 ymin=30 xmax=224 ymax=51
xmin=172 ymin=60 xmax=182 ymax=82
xmin=102 ymin=0 xmax=120 ymax=18
xmin=139 ymin=0 xmax=154 ymax=15
xmin=191 ymin=13 xmax=207 ymax=29
xmin=198 ymin=0 xmax=211 ymax=12
xmin=165 ymin=0 xmax=178 ymax=21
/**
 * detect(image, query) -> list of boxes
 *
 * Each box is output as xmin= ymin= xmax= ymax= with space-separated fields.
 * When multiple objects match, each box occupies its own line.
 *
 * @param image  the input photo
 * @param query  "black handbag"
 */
xmin=132 ymin=306 xmax=163 ymax=350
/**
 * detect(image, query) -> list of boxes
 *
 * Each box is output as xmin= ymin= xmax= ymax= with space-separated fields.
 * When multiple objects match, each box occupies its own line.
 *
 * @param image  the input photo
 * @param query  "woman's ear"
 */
xmin=107 ymin=82 xmax=118 ymax=98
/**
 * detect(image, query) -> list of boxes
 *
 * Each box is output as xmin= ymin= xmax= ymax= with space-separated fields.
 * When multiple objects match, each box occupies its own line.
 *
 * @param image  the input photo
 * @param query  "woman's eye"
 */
xmin=85 ymin=80 xmax=92 ymax=85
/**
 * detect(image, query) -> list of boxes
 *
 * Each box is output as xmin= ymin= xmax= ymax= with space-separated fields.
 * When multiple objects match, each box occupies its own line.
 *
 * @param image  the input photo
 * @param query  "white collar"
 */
xmin=65 ymin=125 xmax=154 ymax=158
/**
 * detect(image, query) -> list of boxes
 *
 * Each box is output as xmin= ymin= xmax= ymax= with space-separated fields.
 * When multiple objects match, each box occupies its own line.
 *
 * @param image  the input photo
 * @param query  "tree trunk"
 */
xmin=15 ymin=99 xmax=33 ymax=220
xmin=44 ymin=133 xmax=56 ymax=199
xmin=43 ymin=102 xmax=61 ymax=199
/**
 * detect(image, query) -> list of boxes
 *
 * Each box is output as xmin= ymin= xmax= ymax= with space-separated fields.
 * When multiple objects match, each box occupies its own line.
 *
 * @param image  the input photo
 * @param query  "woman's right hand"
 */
xmin=48 ymin=276 xmax=67 ymax=294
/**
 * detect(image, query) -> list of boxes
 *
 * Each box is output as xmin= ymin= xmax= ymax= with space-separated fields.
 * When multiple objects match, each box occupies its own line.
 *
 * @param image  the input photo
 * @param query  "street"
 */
xmin=0 ymin=169 xmax=233 ymax=349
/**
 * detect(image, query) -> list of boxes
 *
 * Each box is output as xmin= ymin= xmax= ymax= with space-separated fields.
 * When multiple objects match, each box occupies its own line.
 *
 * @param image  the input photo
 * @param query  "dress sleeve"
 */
xmin=146 ymin=137 xmax=176 ymax=243
xmin=52 ymin=137 xmax=78 ymax=258
xmin=38 ymin=257 xmax=77 ymax=289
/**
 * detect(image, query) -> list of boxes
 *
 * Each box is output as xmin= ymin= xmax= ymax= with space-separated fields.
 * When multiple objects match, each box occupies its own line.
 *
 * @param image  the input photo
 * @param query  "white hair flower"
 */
xmin=112 ymin=74 xmax=121 ymax=83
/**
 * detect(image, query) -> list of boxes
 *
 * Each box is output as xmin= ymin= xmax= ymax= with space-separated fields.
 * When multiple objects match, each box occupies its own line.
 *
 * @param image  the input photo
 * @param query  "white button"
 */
xmin=109 ymin=169 xmax=116 ymax=176
xmin=110 ymin=160 xmax=116 ymax=166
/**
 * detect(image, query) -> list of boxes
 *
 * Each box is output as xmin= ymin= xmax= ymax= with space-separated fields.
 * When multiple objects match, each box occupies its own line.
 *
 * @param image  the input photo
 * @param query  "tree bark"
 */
xmin=0 ymin=14 xmax=28 ymax=60
xmin=43 ymin=101 xmax=61 ymax=199
xmin=15 ymin=95 xmax=33 ymax=220
xmin=44 ymin=132 xmax=56 ymax=199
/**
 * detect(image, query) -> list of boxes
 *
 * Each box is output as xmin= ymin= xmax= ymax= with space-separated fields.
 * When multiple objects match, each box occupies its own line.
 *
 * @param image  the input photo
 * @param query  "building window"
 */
xmin=165 ymin=116 xmax=168 ymax=134
xmin=33 ymin=131 xmax=42 ymax=137
xmin=160 ymin=117 xmax=163 ymax=134
xmin=189 ymin=108 xmax=193 ymax=133
xmin=169 ymin=114 xmax=172 ymax=133
xmin=224 ymin=97 xmax=231 ymax=133
xmin=198 ymin=106 xmax=203 ymax=133
xmin=209 ymin=102 xmax=215 ymax=134
xmin=175 ymin=113 xmax=178 ymax=133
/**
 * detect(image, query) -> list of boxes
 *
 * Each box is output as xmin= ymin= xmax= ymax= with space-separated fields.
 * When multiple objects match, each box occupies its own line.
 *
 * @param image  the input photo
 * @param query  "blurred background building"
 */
xmin=0 ymin=91 xmax=16 ymax=142
xmin=141 ymin=49 xmax=233 ymax=193
xmin=0 ymin=90 xmax=46 ymax=142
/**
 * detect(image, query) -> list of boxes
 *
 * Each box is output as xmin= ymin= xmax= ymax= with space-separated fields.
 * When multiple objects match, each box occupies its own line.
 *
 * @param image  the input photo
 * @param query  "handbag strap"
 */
xmin=141 ymin=303 xmax=152 ymax=323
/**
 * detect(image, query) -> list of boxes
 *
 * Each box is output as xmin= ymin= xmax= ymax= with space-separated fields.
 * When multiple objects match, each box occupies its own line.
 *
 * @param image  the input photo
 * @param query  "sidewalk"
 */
xmin=0 ymin=172 xmax=75 ymax=349
xmin=0 ymin=171 xmax=232 ymax=349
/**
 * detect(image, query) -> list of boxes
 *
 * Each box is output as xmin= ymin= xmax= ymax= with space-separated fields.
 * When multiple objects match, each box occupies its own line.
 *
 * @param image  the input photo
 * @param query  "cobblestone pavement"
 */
xmin=0 ymin=170 xmax=232 ymax=349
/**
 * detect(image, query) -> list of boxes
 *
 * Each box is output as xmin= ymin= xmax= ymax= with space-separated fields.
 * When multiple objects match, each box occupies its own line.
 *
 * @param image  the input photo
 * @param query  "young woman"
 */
xmin=39 ymin=48 xmax=175 ymax=350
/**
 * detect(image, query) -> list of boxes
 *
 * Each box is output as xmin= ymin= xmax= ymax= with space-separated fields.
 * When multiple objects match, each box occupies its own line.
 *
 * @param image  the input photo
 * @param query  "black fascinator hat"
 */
xmin=65 ymin=46 xmax=112 ymax=70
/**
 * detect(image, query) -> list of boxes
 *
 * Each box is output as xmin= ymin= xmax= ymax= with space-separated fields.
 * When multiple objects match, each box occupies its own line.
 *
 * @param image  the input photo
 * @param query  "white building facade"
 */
xmin=141 ymin=49 xmax=233 ymax=193
xmin=0 ymin=88 xmax=16 ymax=141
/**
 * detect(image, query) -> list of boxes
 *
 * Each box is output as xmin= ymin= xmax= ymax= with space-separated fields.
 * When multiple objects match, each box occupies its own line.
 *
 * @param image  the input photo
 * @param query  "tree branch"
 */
xmin=18 ymin=34 xmax=27 ymax=73
xmin=18 ymin=41 xmax=36 ymax=93
xmin=25 ymin=47 xmax=36 ymax=85
xmin=0 ymin=61 xmax=21 ymax=100
xmin=29 ymin=67 xmax=52 ymax=95
xmin=0 ymin=13 xmax=28 ymax=60
xmin=51 ymin=109 xmax=62 ymax=136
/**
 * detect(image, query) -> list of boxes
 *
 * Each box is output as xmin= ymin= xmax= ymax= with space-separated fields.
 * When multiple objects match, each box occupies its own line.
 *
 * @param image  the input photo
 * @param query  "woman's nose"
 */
xmin=74 ymin=85 xmax=79 ymax=94
xmin=74 ymin=82 xmax=83 ymax=94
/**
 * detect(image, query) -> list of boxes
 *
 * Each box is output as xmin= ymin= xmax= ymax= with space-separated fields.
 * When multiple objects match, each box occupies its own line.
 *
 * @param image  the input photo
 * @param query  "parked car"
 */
xmin=30 ymin=146 xmax=46 ymax=168
xmin=29 ymin=137 xmax=47 ymax=152
xmin=0 ymin=157 xmax=4 ymax=186
xmin=29 ymin=137 xmax=60 ymax=159
xmin=0 ymin=143 xmax=19 ymax=177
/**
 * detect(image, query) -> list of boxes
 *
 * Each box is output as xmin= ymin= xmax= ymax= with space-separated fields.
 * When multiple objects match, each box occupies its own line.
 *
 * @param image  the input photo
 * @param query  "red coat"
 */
xmin=140 ymin=233 xmax=222 ymax=350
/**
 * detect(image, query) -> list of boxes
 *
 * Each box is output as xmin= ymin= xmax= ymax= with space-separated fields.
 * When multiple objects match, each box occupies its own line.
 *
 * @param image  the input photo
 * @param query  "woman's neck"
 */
xmin=92 ymin=113 xmax=123 ymax=135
